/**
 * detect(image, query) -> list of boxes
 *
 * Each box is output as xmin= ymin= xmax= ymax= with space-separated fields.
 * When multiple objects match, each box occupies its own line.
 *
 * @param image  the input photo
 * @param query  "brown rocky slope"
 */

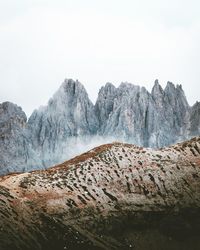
xmin=0 ymin=137 xmax=200 ymax=250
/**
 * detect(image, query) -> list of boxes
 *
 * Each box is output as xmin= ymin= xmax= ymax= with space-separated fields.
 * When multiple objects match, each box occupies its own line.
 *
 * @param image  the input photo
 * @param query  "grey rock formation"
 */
xmin=96 ymin=82 xmax=151 ymax=145
xmin=0 ymin=102 xmax=31 ymax=174
xmin=189 ymin=101 xmax=200 ymax=136
xmin=95 ymin=80 xmax=191 ymax=147
xmin=148 ymin=81 xmax=190 ymax=147
xmin=0 ymin=79 xmax=199 ymax=174
xmin=27 ymin=79 xmax=99 ymax=167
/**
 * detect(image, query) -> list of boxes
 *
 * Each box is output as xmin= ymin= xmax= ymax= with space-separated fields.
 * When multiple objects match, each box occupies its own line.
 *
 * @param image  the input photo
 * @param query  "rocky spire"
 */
xmin=151 ymin=79 xmax=164 ymax=96
xmin=95 ymin=82 xmax=117 ymax=130
xmin=27 ymin=79 xmax=99 ymax=167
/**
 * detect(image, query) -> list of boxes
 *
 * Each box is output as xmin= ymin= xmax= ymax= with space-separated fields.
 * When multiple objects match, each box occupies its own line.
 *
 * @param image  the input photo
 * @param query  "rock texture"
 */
xmin=27 ymin=79 xmax=99 ymax=168
xmin=0 ymin=79 xmax=199 ymax=174
xmin=189 ymin=101 xmax=200 ymax=137
xmin=0 ymin=102 xmax=33 ymax=174
xmin=0 ymin=137 xmax=200 ymax=250
xmin=95 ymin=80 xmax=190 ymax=147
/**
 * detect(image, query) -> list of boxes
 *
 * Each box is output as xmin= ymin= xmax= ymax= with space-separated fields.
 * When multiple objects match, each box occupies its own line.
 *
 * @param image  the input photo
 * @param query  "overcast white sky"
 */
xmin=0 ymin=0 xmax=200 ymax=117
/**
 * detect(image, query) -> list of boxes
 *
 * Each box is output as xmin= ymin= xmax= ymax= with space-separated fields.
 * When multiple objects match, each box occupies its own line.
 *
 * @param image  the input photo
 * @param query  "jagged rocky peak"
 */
xmin=0 ymin=101 xmax=27 ymax=144
xmin=95 ymin=81 xmax=150 ymax=144
xmin=62 ymin=78 xmax=85 ymax=93
xmin=28 ymin=78 xmax=98 ymax=138
xmin=95 ymin=79 xmax=194 ymax=148
xmin=164 ymin=81 xmax=189 ymax=106
xmin=0 ymin=102 xmax=31 ymax=175
xmin=101 ymin=82 xmax=116 ymax=92
xmin=27 ymin=79 xmax=99 ymax=168
xmin=0 ymin=101 xmax=27 ymax=129
xmin=192 ymin=101 xmax=200 ymax=110
xmin=50 ymin=78 xmax=89 ymax=105
xmin=95 ymin=82 xmax=116 ymax=102
xmin=165 ymin=80 xmax=175 ymax=90
xmin=118 ymin=82 xmax=141 ymax=96
xmin=164 ymin=81 xmax=189 ymax=123
xmin=119 ymin=81 xmax=139 ymax=89
xmin=151 ymin=79 xmax=164 ymax=98
xmin=95 ymin=82 xmax=117 ymax=129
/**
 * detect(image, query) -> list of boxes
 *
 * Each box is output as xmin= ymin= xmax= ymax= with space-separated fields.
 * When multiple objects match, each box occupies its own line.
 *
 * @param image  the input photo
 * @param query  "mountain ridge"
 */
xmin=0 ymin=78 xmax=199 ymax=174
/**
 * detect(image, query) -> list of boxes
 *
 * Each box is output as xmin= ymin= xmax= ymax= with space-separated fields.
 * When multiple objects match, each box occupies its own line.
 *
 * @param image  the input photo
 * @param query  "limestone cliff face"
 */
xmin=0 ymin=102 xmax=31 ymax=174
xmin=0 ymin=79 xmax=199 ymax=174
xmin=29 ymin=79 xmax=98 ymax=139
xmin=189 ymin=101 xmax=200 ymax=136
xmin=148 ymin=81 xmax=190 ymax=146
xmin=0 ymin=137 xmax=200 ymax=250
xmin=95 ymin=80 xmax=190 ymax=147
xmin=95 ymin=82 xmax=149 ymax=143
xmin=27 ymin=79 xmax=99 ymax=168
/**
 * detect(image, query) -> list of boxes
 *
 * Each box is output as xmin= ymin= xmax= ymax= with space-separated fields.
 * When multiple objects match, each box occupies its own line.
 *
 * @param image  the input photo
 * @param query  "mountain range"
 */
xmin=0 ymin=79 xmax=199 ymax=174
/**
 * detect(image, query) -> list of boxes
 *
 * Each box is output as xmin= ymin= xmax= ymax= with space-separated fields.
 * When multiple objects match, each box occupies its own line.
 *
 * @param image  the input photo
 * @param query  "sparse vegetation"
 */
xmin=0 ymin=138 xmax=200 ymax=250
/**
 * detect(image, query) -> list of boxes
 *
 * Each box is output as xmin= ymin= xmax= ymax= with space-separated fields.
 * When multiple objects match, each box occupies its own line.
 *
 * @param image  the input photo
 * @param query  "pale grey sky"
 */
xmin=0 ymin=0 xmax=200 ymax=117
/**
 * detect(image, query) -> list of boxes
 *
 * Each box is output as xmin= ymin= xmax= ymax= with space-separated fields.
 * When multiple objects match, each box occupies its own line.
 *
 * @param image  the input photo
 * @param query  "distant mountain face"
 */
xmin=95 ymin=80 xmax=190 ymax=147
xmin=0 ymin=79 xmax=199 ymax=174
xmin=0 ymin=137 xmax=200 ymax=250
xmin=0 ymin=102 xmax=30 ymax=174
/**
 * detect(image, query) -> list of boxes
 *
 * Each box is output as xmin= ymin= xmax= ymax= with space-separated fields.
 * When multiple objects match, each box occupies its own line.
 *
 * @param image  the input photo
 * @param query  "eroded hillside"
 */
xmin=0 ymin=137 xmax=200 ymax=250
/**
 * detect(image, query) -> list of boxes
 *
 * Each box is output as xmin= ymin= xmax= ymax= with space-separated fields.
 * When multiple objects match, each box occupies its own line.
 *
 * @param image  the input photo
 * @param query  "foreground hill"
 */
xmin=0 ymin=137 xmax=200 ymax=250
xmin=0 ymin=78 xmax=200 ymax=174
